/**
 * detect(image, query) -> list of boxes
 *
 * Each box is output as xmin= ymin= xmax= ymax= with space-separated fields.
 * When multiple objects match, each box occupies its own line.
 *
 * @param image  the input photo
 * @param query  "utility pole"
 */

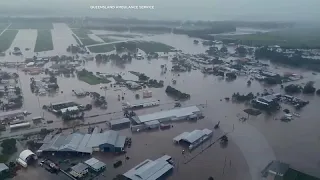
xmin=222 ymin=156 xmax=227 ymax=175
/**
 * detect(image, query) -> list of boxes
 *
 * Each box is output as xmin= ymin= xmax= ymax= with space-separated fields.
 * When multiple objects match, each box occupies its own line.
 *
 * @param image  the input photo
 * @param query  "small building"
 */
xmin=16 ymin=150 xmax=37 ymax=167
xmin=109 ymin=118 xmax=131 ymax=130
xmin=261 ymin=160 xmax=289 ymax=180
xmin=70 ymin=163 xmax=88 ymax=178
xmin=0 ymin=163 xmax=9 ymax=174
xmin=123 ymin=155 xmax=173 ymax=180
xmin=84 ymin=158 xmax=106 ymax=172
xmin=173 ymin=129 xmax=213 ymax=150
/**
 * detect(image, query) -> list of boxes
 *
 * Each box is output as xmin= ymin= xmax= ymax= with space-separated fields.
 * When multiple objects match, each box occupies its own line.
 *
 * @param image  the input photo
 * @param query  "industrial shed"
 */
xmin=173 ymin=129 xmax=213 ymax=150
xmin=16 ymin=150 xmax=37 ymax=167
xmin=84 ymin=158 xmax=106 ymax=172
xmin=132 ymin=106 xmax=202 ymax=124
xmin=123 ymin=98 xmax=160 ymax=109
xmin=38 ymin=130 xmax=126 ymax=154
xmin=109 ymin=118 xmax=131 ymax=129
xmin=123 ymin=155 xmax=173 ymax=180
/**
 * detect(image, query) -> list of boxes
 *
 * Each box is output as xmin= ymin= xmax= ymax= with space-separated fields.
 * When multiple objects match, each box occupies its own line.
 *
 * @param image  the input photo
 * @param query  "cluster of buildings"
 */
xmin=38 ymin=129 xmax=127 ymax=154
xmin=70 ymin=158 xmax=106 ymax=178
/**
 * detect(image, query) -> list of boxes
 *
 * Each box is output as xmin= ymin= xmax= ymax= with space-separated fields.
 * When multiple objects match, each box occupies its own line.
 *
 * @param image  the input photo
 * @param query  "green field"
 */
xmin=0 ymin=30 xmax=18 ymax=52
xmin=9 ymin=22 xmax=53 ymax=29
xmin=104 ymin=34 xmax=141 ymax=38
xmin=97 ymin=35 xmax=118 ymax=43
xmin=135 ymin=41 xmax=175 ymax=53
xmin=0 ymin=23 xmax=9 ymax=29
xmin=88 ymin=44 xmax=116 ymax=53
xmin=34 ymin=30 xmax=53 ymax=52
xmin=72 ymin=29 xmax=100 ymax=46
xmin=77 ymin=71 xmax=111 ymax=85
xmin=216 ymin=28 xmax=320 ymax=49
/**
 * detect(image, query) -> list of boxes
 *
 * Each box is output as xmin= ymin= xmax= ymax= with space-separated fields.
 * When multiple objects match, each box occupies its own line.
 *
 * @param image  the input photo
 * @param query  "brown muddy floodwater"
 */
xmin=2 ymin=23 xmax=320 ymax=179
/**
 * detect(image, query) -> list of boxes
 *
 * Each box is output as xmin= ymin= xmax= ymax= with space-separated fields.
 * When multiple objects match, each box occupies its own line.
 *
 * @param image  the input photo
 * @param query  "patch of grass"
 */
xmin=72 ymin=29 xmax=92 ymax=38
xmin=77 ymin=70 xmax=111 ymax=85
xmin=88 ymin=44 xmax=116 ymax=53
xmin=104 ymin=34 xmax=141 ymax=38
xmin=34 ymin=30 xmax=53 ymax=52
xmin=135 ymin=41 xmax=175 ymax=53
xmin=0 ymin=30 xmax=18 ymax=52
xmin=72 ymin=29 xmax=100 ymax=46
xmin=97 ymin=35 xmax=118 ymax=43
xmin=0 ymin=23 xmax=9 ymax=29
xmin=10 ymin=22 xmax=53 ymax=29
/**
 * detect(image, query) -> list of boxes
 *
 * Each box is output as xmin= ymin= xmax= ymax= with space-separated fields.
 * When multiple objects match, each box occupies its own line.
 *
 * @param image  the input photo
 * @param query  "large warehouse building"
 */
xmin=132 ymin=106 xmax=202 ymax=124
xmin=38 ymin=130 xmax=126 ymax=154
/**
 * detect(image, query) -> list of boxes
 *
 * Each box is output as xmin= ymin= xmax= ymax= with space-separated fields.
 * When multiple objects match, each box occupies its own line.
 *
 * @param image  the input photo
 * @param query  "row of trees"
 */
xmin=255 ymin=47 xmax=320 ymax=71
xmin=284 ymin=81 xmax=318 ymax=94
xmin=165 ymin=86 xmax=190 ymax=100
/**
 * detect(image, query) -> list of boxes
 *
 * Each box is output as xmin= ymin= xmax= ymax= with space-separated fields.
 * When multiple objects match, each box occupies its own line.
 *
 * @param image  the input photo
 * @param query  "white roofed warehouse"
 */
xmin=84 ymin=158 xmax=106 ymax=172
xmin=122 ymin=155 xmax=174 ymax=180
xmin=131 ymin=106 xmax=202 ymax=125
xmin=109 ymin=118 xmax=131 ymax=130
xmin=173 ymin=129 xmax=213 ymax=150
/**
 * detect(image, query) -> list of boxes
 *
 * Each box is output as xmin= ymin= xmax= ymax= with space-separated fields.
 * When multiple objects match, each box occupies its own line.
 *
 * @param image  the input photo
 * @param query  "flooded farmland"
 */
xmin=0 ymin=23 xmax=320 ymax=180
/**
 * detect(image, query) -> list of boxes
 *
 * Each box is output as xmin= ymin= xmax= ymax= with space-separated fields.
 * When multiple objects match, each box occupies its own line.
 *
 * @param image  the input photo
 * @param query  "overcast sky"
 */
xmin=0 ymin=0 xmax=319 ymax=21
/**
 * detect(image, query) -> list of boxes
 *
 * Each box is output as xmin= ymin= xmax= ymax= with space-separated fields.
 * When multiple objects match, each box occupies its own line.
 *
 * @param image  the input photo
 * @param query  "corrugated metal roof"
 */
xmin=115 ymin=136 xmax=126 ymax=148
xmin=173 ymin=129 xmax=212 ymax=144
xmin=109 ymin=118 xmax=130 ymax=126
xmin=71 ymin=163 xmax=88 ymax=173
xmin=173 ymin=132 xmax=190 ymax=142
xmin=39 ymin=130 xmax=125 ymax=154
xmin=123 ymin=156 xmax=173 ymax=180
xmin=84 ymin=158 xmax=106 ymax=171
xmin=137 ymin=106 xmax=200 ymax=123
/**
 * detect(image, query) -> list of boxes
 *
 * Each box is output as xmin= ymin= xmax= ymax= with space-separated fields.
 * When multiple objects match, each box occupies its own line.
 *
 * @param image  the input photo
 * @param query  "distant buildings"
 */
xmin=123 ymin=155 xmax=173 ymax=180
xmin=173 ymin=129 xmax=213 ymax=150
xmin=38 ymin=130 xmax=126 ymax=154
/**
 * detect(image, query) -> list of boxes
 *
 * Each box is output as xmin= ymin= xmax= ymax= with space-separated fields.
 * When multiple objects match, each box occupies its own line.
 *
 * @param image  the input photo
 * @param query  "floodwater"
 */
xmin=1 ymin=23 xmax=320 ymax=179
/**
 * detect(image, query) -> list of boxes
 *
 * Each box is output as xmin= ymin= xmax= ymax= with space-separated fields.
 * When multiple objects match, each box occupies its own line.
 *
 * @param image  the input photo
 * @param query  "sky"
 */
xmin=0 ymin=0 xmax=319 ymax=21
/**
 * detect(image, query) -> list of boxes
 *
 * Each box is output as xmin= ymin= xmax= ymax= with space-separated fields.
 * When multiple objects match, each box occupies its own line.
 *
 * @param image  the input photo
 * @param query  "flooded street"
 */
xmin=1 ymin=23 xmax=320 ymax=179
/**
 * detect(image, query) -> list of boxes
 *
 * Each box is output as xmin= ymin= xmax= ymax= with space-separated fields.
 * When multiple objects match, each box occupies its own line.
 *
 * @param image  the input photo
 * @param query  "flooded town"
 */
xmin=0 ymin=15 xmax=319 ymax=180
